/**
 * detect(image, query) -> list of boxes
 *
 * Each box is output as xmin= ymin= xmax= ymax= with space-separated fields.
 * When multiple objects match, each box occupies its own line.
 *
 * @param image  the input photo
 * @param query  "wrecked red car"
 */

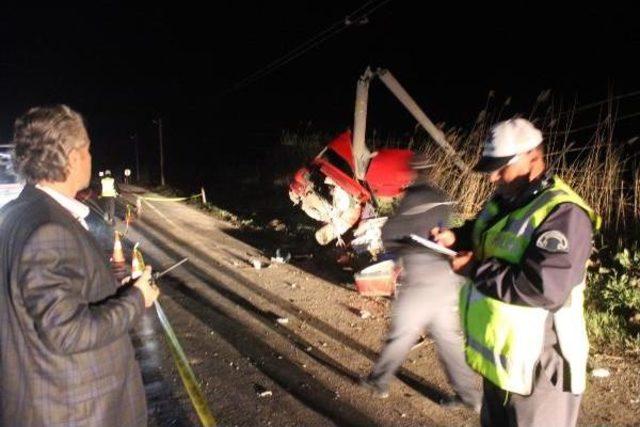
xmin=289 ymin=131 xmax=415 ymax=248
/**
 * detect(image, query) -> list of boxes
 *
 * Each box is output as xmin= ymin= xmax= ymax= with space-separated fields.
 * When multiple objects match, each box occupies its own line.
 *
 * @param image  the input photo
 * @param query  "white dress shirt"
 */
xmin=36 ymin=185 xmax=90 ymax=230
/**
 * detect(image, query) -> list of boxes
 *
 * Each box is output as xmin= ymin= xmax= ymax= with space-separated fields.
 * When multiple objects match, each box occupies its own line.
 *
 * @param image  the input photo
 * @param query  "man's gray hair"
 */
xmin=12 ymin=105 xmax=89 ymax=184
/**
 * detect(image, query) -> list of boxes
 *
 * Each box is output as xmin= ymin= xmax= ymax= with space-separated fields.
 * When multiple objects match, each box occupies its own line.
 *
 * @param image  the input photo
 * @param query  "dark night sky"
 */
xmin=1 ymin=2 xmax=638 ymax=185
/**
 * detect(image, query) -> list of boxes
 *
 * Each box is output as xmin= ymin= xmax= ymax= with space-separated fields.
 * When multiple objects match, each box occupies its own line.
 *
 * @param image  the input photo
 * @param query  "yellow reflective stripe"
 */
xmin=466 ymin=334 xmax=508 ymax=369
xmin=141 ymin=194 xmax=201 ymax=202
xmin=155 ymin=302 xmax=216 ymax=426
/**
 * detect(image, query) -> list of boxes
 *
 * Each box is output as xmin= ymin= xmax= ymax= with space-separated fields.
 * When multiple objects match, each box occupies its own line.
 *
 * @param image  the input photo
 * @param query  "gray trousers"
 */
xmin=368 ymin=255 xmax=481 ymax=407
xmin=103 ymin=197 xmax=115 ymax=224
xmin=481 ymin=352 xmax=582 ymax=427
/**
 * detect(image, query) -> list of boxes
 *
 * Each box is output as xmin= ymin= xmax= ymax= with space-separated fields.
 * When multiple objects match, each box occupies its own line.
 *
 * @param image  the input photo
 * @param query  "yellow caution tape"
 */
xmin=155 ymin=301 xmax=216 ymax=427
xmin=140 ymin=194 xmax=200 ymax=202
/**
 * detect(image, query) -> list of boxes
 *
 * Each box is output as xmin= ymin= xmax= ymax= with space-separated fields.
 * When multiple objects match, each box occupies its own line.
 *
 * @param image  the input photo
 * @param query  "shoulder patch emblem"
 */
xmin=536 ymin=230 xmax=569 ymax=253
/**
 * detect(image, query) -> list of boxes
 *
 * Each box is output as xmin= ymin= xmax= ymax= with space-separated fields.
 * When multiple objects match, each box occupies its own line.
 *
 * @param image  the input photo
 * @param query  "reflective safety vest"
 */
xmin=100 ymin=177 xmax=117 ymax=197
xmin=460 ymin=175 xmax=600 ymax=395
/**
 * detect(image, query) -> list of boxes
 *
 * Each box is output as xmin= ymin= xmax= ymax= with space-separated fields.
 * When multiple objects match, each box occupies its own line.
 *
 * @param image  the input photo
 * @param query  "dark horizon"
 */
xmin=1 ymin=2 xmax=638 ymax=185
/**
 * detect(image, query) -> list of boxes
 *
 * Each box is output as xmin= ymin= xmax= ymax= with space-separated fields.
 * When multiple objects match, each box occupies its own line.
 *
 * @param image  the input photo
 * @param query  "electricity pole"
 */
xmin=156 ymin=118 xmax=165 ymax=186
xmin=131 ymin=133 xmax=140 ymax=183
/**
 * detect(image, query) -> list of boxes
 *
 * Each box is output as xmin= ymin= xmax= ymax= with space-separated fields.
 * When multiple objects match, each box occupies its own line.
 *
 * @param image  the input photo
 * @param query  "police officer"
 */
xmin=360 ymin=153 xmax=482 ymax=412
xmin=432 ymin=118 xmax=600 ymax=426
xmin=100 ymin=169 xmax=118 ymax=225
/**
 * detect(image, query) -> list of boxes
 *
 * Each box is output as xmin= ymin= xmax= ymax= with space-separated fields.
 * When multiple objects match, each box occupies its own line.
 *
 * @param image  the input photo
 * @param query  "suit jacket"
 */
xmin=0 ymin=185 xmax=147 ymax=426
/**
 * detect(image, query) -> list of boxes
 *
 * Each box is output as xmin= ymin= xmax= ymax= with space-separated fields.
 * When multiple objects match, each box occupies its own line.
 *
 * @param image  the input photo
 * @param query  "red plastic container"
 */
xmin=354 ymin=260 xmax=399 ymax=297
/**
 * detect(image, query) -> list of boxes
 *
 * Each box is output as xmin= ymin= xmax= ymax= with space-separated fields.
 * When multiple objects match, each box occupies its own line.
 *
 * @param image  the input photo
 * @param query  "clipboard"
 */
xmin=408 ymin=233 xmax=458 ymax=257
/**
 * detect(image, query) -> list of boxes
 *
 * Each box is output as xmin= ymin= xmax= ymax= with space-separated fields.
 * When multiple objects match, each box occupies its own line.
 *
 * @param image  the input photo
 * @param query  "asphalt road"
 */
xmin=85 ymin=186 xmax=640 ymax=426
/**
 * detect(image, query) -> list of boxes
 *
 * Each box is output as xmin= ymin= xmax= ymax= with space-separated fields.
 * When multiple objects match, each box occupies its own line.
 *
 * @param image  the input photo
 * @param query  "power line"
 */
xmin=222 ymin=0 xmax=384 ymax=94
xmin=555 ymin=88 xmax=640 ymax=118
xmin=220 ymin=0 xmax=395 ymax=97
xmin=546 ymin=110 xmax=640 ymax=135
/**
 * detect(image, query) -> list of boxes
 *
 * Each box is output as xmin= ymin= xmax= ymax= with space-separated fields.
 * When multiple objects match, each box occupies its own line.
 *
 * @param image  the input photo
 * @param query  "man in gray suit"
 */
xmin=0 ymin=105 xmax=159 ymax=426
xmin=360 ymin=153 xmax=481 ymax=412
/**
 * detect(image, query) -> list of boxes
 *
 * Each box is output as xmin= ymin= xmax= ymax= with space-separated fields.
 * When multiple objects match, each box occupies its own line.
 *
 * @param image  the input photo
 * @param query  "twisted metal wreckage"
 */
xmin=288 ymin=68 xmax=468 ymax=294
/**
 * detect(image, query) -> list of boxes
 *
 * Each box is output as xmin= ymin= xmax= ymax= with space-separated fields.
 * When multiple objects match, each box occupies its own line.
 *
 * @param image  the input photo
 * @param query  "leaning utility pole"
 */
xmin=157 ymin=118 xmax=165 ymax=186
xmin=352 ymin=67 xmax=374 ymax=180
xmin=376 ymin=69 xmax=469 ymax=173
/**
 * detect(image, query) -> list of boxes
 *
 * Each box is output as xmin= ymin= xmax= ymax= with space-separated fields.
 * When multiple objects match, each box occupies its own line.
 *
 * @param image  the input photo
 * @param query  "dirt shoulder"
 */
xmin=120 ymin=184 xmax=640 ymax=426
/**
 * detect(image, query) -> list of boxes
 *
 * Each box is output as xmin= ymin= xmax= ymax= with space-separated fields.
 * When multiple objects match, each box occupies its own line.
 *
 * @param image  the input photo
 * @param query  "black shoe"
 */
xmin=439 ymin=395 xmax=481 ymax=413
xmin=358 ymin=377 xmax=390 ymax=399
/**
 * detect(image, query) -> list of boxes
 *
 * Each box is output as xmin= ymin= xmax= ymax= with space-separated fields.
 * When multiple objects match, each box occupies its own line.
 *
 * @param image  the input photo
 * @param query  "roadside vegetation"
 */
xmin=278 ymin=92 xmax=640 ymax=356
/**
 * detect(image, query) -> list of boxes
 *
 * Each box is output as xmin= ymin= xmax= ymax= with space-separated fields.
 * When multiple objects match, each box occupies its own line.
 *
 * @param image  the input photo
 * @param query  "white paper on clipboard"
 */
xmin=409 ymin=234 xmax=458 ymax=257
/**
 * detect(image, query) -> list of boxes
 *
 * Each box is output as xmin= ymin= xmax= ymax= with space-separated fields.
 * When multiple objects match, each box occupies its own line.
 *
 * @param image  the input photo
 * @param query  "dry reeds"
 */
xmin=407 ymin=93 xmax=640 ymax=249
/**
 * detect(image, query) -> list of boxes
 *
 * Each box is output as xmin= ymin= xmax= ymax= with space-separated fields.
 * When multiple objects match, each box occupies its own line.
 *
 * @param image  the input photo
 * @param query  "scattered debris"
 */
xmin=276 ymin=317 xmax=289 ymax=325
xmin=254 ymin=384 xmax=273 ymax=398
xmin=268 ymin=219 xmax=287 ymax=232
xmin=351 ymin=216 xmax=388 ymax=256
xmin=270 ymin=248 xmax=292 ymax=264
xmin=359 ymin=309 xmax=372 ymax=319
xmin=591 ymin=368 xmax=610 ymax=378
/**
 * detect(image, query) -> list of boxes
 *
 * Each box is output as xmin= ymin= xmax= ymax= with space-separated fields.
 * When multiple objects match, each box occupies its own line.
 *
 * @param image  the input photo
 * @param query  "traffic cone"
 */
xmin=131 ymin=242 xmax=146 ymax=279
xmin=111 ymin=230 xmax=126 ymax=264
xmin=136 ymin=197 xmax=143 ymax=216
xmin=125 ymin=204 xmax=136 ymax=226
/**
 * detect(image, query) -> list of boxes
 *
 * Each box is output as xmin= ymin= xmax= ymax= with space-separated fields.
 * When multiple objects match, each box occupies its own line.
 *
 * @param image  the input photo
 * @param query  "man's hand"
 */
xmin=133 ymin=266 xmax=160 ymax=308
xmin=430 ymin=227 xmax=456 ymax=248
xmin=451 ymin=250 xmax=475 ymax=276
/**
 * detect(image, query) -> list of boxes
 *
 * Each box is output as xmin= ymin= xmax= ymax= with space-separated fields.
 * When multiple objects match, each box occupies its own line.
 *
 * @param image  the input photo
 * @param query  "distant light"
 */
xmin=124 ymin=168 xmax=131 ymax=177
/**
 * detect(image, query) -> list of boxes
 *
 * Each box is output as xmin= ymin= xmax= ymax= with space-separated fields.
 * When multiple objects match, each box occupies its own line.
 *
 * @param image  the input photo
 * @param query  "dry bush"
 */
xmin=408 ymin=93 xmax=639 ymax=247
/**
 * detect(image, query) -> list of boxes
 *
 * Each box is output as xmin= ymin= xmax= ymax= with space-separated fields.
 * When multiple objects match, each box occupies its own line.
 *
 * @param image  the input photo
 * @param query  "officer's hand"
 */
xmin=451 ymin=250 xmax=475 ymax=276
xmin=133 ymin=266 xmax=160 ymax=308
xmin=430 ymin=227 xmax=456 ymax=248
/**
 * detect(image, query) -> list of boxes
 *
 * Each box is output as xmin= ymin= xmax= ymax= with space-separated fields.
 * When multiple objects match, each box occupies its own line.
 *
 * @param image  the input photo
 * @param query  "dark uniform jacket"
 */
xmin=454 ymin=173 xmax=593 ymax=392
xmin=382 ymin=181 xmax=459 ymax=288
xmin=0 ymin=185 xmax=147 ymax=426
